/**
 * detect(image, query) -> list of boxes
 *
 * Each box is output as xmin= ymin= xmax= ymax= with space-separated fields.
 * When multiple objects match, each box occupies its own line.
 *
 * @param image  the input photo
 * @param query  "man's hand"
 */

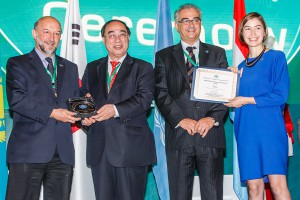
xmin=179 ymin=118 xmax=197 ymax=135
xmin=50 ymin=109 xmax=81 ymax=123
xmin=81 ymin=117 xmax=96 ymax=126
xmin=91 ymin=104 xmax=115 ymax=122
xmin=195 ymin=117 xmax=215 ymax=138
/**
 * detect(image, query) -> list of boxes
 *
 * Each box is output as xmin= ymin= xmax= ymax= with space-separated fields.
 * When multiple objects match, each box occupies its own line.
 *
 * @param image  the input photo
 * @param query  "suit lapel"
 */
xmin=172 ymin=41 xmax=211 ymax=85
xmin=172 ymin=43 xmax=190 ymax=84
xmin=199 ymin=42 xmax=209 ymax=66
xmin=28 ymin=50 xmax=54 ymax=95
xmin=56 ymin=56 xmax=66 ymax=97
xmin=97 ymin=57 xmax=108 ymax=99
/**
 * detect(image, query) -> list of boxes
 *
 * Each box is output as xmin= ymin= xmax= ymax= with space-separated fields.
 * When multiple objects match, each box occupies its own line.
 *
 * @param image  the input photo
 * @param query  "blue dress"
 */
xmin=234 ymin=49 xmax=290 ymax=182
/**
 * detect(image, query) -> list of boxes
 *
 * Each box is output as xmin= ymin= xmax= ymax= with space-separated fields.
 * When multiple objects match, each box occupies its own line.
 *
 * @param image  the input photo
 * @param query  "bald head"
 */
xmin=34 ymin=16 xmax=61 ymax=31
xmin=32 ymin=16 xmax=62 ymax=56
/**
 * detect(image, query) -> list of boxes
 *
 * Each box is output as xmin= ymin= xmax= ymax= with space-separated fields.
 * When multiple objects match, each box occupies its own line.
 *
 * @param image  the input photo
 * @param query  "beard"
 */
xmin=36 ymin=36 xmax=57 ymax=55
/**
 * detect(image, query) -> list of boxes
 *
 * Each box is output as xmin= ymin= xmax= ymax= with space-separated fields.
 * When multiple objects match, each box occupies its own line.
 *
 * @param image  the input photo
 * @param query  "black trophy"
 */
xmin=67 ymin=97 xmax=97 ymax=118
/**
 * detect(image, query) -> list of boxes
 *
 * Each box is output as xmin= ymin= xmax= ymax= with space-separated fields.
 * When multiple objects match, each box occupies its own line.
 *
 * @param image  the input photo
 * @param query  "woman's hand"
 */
xmin=227 ymin=66 xmax=243 ymax=77
xmin=224 ymin=96 xmax=255 ymax=108
xmin=227 ymin=66 xmax=238 ymax=73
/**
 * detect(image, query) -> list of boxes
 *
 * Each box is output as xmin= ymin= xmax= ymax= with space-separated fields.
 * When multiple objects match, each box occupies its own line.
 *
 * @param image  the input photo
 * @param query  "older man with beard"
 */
xmin=5 ymin=16 xmax=81 ymax=200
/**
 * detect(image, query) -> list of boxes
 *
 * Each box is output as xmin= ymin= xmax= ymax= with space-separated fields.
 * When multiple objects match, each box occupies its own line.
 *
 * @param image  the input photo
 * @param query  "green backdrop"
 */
xmin=0 ymin=0 xmax=299 ymax=199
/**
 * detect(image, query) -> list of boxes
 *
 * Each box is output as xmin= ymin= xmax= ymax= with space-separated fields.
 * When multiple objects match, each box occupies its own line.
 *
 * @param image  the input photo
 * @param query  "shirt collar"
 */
xmin=181 ymin=40 xmax=200 ymax=52
xmin=108 ymin=53 xmax=127 ymax=64
xmin=35 ymin=48 xmax=55 ymax=68
xmin=181 ymin=40 xmax=200 ymax=64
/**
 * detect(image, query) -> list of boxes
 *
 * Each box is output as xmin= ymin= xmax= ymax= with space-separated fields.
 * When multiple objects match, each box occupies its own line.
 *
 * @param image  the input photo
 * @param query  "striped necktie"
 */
xmin=109 ymin=61 xmax=120 ymax=89
xmin=45 ymin=57 xmax=54 ymax=76
xmin=186 ymin=46 xmax=196 ymax=83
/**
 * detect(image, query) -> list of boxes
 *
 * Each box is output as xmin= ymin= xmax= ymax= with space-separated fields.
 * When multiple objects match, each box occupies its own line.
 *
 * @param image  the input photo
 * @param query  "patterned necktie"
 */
xmin=45 ymin=57 xmax=54 ymax=76
xmin=109 ymin=61 xmax=120 ymax=89
xmin=186 ymin=46 xmax=196 ymax=83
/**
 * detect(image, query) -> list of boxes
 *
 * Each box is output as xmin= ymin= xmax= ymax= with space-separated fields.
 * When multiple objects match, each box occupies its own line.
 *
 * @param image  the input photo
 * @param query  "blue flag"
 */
xmin=153 ymin=0 xmax=173 ymax=53
xmin=152 ymin=0 xmax=173 ymax=199
xmin=230 ymin=112 xmax=248 ymax=200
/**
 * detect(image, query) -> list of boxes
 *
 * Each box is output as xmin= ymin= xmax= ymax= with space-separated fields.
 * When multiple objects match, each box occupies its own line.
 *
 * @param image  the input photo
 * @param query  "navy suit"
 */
xmin=81 ymin=54 xmax=156 ymax=200
xmin=6 ymin=49 xmax=79 ymax=165
xmin=5 ymin=49 xmax=79 ymax=200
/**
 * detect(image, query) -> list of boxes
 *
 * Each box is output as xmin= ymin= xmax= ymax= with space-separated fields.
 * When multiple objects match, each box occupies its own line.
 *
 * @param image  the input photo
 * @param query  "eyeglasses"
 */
xmin=104 ymin=33 xmax=128 ymax=40
xmin=177 ymin=17 xmax=201 ymax=25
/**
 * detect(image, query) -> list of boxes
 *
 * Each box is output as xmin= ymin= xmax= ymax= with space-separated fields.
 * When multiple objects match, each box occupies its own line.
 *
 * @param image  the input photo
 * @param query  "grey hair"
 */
xmin=174 ymin=3 xmax=202 ymax=22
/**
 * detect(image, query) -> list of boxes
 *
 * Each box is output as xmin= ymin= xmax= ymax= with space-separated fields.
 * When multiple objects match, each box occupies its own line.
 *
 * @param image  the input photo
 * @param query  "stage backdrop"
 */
xmin=0 ymin=0 xmax=299 ymax=199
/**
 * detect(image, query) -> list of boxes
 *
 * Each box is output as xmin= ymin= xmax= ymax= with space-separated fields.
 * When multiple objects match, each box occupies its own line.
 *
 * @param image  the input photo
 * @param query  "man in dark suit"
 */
xmin=80 ymin=20 xmax=156 ymax=200
xmin=5 ymin=16 xmax=81 ymax=200
xmin=154 ymin=4 xmax=229 ymax=200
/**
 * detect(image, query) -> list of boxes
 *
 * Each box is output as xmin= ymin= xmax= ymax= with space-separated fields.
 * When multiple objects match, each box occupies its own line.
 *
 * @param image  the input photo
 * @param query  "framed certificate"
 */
xmin=190 ymin=66 xmax=240 ymax=103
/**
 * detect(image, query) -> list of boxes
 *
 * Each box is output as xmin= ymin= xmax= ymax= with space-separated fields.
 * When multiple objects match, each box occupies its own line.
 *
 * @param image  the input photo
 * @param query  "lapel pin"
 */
xmin=205 ymin=50 xmax=209 ymax=53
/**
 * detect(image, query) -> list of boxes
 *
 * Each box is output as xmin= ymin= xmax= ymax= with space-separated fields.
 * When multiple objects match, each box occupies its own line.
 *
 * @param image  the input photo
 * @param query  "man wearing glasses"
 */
xmin=154 ymin=4 xmax=228 ymax=200
xmin=80 ymin=19 xmax=156 ymax=200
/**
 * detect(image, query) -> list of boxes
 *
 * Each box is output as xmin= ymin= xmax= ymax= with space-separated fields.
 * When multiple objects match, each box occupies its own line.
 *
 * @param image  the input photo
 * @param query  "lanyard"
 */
xmin=106 ymin=62 xmax=121 ymax=88
xmin=183 ymin=50 xmax=199 ymax=66
xmin=45 ymin=59 xmax=57 ymax=90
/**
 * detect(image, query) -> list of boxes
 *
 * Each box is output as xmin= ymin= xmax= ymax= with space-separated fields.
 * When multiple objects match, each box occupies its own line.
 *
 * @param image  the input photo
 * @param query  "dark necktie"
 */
xmin=186 ymin=46 xmax=196 ymax=83
xmin=45 ymin=57 xmax=57 ymax=95
xmin=45 ymin=57 xmax=54 ymax=76
xmin=109 ymin=61 xmax=120 ymax=89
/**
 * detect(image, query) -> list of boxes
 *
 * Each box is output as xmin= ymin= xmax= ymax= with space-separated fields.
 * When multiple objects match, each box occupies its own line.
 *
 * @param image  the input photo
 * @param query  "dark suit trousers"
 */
xmin=91 ymin=152 xmax=148 ymax=200
xmin=167 ymin=146 xmax=224 ymax=200
xmin=5 ymin=152 xmax=73 ymax=200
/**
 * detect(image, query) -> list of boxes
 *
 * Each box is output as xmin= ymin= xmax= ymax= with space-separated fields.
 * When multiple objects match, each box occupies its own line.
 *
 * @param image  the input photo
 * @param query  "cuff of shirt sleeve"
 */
xmin=113 ymin=105 xmax=120 ymax=118
xmin=209 ymin=117 xmax=219 ymax=127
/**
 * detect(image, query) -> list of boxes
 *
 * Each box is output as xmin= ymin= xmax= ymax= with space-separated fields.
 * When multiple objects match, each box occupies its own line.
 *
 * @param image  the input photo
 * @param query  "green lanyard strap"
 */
xmin=183 ymin=50 xmax=199 ymax=66
xmin=45 ymin=59 xmax=57 ymax=90
xmin=107 ymin=62 xmax=121 ymax=88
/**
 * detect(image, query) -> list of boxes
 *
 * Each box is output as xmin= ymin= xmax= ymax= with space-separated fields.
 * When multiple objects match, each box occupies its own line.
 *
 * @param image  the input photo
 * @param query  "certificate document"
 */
xmin=190 ymin=67 xmax=240 ymax=103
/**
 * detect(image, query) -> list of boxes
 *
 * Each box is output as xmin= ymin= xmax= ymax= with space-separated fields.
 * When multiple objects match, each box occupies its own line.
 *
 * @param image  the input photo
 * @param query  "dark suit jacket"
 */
xmin=154 ymin=42 xmax=229 ymax=151
xmin=81 ymin=54 xmax=156 ymax=167
xmin=6 ymin=49 xmax=80 ymax=165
